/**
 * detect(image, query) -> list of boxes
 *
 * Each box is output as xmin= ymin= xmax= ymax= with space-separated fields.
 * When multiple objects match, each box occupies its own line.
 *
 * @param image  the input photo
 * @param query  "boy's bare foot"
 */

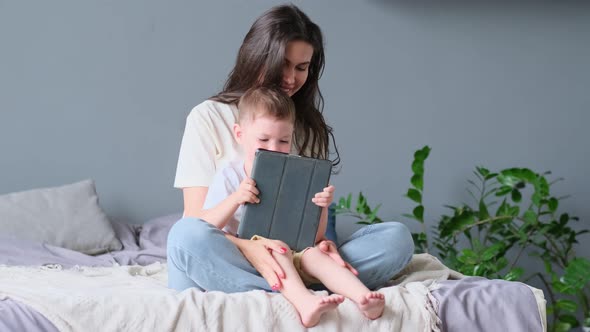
xmin=298 ymin=294 xmax=344 ymax=328
xmin=357 ymin=292 xmax=385 ymax=320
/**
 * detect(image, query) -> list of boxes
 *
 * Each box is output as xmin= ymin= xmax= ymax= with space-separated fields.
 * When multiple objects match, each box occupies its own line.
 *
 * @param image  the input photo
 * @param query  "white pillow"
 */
xmin=0 ymin=179 xmax=122 ymax=255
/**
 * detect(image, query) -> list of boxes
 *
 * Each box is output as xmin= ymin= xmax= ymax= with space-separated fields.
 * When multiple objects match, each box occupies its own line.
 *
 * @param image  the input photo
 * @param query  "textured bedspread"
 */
xmin=0 ymin=216 xmax=546 ymax=332
xmin=0 ymin=261 xmax=441 ymax=332
xmin=0 ymin=220 xmax=168 ymax=332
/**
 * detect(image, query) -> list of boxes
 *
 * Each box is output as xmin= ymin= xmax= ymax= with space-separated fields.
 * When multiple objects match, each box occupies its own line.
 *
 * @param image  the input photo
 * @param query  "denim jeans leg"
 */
xmin=325 ymin=203 xmax=338 ymax=244
xmin=337 ymin=222 xmax=414 ymax=290
xmin=167 ymin=217 xmax=271 ymax=293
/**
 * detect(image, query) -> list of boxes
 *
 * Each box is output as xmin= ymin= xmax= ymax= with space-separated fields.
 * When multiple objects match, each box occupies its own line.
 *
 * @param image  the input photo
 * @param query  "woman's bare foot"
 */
xmin=357 ymin=292 xmax=385 ymax=319
xmin=297 ymin=294 xmax=344 ymax=327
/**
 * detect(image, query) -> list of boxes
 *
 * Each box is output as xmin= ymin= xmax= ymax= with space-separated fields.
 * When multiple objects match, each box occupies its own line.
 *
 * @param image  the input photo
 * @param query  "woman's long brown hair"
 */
xmin=211 ymin=4 xmax=340 ymax=168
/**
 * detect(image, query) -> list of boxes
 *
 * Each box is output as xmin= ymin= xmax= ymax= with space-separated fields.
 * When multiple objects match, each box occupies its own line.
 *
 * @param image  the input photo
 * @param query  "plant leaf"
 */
xmin=473 ymin=264 xmax=483 ymax=276
xmin=548 ymin=197 xmax=558 ymax=212
xmin=495 ymin=199 xmax=509 ymax=216
xmin=560 ymin=257 xmax=590 ymax=293
xmin=481 ymin=242 xmax=504 ymax=261
xmin=509 ymin=206 xmax=520 ymax=217
xmin=478 ymin=200 xmax=490 ymax=220
xmin=457 ymin=249 xmax=479 ymax=265
xmin=414 ymin=146 xmax=431 ymax=162
xmin=497 ymin=170 xmax=520 ymax=187
xmin=412 ymin=159 xmax=424 ymax=176
xmin=337 ymin=197 xmax=350 ymax=211
xmin=496 ymin=257 xmax=508 ymax=271
xmin=439 ymin=209 xmax=475 ymax=237
xmin=484 ymin=172 xmax=498 ymax=181
xmin=554 ymin=322 xmax=572 ymax=332
xmin=413 ymin=205 xmax=424 ymax=222
xmin=557 ymin=314 xmax=580 ymax=328
xmin=495 ymin=186 xmax=512 ymax=197
xmin=476 ymin=166 xmax=490 ymax=178
xmin=559 ymin=213 xmax=569 ymax=224
xmin=411 ymin=174 xmax=423 ymax=191
xmin=406 ymin=189 xmax=422 ymax=203
xmin=531 ymin=192 xmax=541 ymax=207
xmin=356 ymin=192 xmax=366 ymax=214
xmin=368 ymin=204 xmax=382 ymax=222
xmin=503 ymin=267 xmax=524 ymax=281
xmin=555 ymin=299 xmax=577 ymax=313
xmin=523 ymin=210 xmax=537 ymax=226
xmin=511 ymin=189 xmax=522 ymax=203
xmin=520 ymin=168 xmax=537 ymax=183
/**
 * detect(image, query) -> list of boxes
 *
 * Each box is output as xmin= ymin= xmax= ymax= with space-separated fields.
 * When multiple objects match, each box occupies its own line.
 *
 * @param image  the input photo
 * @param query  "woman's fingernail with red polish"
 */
xmin=280 ymin=247 xmax=287 ymax=253
xmin=271 ymin=284 xmax=280 ymax=291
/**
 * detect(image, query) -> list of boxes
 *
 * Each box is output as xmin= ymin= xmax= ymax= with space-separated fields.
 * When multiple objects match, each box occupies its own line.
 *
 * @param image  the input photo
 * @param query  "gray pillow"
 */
xmin=0 ymin=179 xmax=122 ymax=255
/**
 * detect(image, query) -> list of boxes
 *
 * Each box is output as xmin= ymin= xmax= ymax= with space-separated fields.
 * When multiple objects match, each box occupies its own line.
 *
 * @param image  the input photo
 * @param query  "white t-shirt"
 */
xmin=174 ymin=99 xmax=302 ymax=189
xmin=202 ymin=159 xmax=247 ymax=236
xmin=174 ymin=100 xmax=243 ymax=188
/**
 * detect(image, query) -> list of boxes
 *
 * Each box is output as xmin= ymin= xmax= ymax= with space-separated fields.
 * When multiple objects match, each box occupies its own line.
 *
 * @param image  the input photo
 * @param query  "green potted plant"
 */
xmin=336 ymin=146 xmax=589 ymax=332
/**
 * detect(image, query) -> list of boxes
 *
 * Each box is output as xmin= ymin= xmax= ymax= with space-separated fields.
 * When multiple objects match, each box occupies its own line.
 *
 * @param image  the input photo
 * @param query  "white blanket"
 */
xmin=0 ymin=255 xmax=452 ymax=331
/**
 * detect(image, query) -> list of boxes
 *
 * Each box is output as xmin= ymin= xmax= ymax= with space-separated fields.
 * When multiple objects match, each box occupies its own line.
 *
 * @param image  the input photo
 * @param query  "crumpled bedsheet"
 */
xmin=0 ymin=260 xmax=441 ymax=332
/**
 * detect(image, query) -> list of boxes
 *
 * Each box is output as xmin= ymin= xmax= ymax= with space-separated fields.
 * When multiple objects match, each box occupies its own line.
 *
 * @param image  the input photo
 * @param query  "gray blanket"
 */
xmin=433 ymin=277 xmax=544 ymax=332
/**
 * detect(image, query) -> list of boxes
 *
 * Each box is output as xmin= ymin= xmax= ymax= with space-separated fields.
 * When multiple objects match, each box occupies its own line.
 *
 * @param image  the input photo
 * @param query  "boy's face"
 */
xmin=234 ymin=113 xmax=294 ymax=173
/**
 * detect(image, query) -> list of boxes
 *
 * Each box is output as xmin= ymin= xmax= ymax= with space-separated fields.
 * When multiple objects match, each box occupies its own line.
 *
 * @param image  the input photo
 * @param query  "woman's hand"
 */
xmin=312 ymin=185 xmax=335 ymax=208
xmin=318 ymin=240 xmax=358 ymax=275
xmin=234 ymin=236 xmax=289 ymax=290
xmin=231 ymin=178 xmax=260 ymax=205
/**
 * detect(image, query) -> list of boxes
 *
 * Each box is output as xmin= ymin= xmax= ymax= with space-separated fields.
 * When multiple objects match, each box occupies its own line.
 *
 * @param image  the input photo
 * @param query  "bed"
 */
xmin=0 ymin=180 xmax=546 ymax=331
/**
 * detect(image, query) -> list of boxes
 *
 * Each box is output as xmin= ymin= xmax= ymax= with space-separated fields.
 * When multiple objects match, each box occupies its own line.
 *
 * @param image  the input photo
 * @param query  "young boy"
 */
xmin=201 ymin=87 xmax=385 ymax=328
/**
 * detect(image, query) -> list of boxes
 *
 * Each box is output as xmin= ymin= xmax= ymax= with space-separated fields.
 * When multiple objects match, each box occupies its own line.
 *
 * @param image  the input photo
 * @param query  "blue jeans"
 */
xmin=167 ymin=218 xmax=414 ymax=292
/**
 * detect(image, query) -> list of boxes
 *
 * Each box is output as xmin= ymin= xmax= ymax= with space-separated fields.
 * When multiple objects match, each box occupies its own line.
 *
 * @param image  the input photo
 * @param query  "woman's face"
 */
xmin=281 ymin=40 xmax=314 ymax=97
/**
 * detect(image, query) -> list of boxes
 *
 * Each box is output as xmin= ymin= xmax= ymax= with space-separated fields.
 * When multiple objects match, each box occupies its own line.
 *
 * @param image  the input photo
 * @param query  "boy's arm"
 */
xmin=200 ymin=195 xmax=241 ymax=230
xmin=202 ymin=167 xmax=259 ymax=230
xmin=312 ymin=185 xmax=335 ymax=244
xmin=200 ymin=167 xmax=242 ymax=230
xmin=314 ymin=207 xmax=329 ymax=244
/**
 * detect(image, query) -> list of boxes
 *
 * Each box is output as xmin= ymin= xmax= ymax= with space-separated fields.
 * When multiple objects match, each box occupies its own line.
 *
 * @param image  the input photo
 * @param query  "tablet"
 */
xmin=238 ymin=149 xmax=333 ymax=251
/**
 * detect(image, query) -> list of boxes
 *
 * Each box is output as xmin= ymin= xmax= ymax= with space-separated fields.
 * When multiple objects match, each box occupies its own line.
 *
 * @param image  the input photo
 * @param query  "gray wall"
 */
xmin=1 ymin=0 xmax=588 ymax=265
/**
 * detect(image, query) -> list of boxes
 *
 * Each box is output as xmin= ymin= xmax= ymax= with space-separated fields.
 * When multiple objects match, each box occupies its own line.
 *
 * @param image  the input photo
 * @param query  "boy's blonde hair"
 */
xmin=237 ymin=87 xmax=296 ymax=124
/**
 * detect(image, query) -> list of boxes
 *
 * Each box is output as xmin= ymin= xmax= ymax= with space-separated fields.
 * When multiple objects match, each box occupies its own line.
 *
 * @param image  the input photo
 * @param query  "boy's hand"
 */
xmin=312 ymin=185 xmax=335 ymax=208
xmin=318 ymin=240 xmax=359 ymax=276
xmin=232 ymin=178 xmax=260 ymax=205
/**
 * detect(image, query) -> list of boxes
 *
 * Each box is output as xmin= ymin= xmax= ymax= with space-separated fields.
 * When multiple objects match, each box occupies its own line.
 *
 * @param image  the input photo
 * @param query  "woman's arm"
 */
xmin=182 ymin=187 xmax=209 ymax=218
xmin=226 ymin=235 xmax=287 ymax=287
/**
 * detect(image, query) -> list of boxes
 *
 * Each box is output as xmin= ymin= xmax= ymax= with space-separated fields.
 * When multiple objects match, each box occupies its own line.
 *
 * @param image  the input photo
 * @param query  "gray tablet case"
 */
xmin=238 ymin=149 xmax=333 ymax=251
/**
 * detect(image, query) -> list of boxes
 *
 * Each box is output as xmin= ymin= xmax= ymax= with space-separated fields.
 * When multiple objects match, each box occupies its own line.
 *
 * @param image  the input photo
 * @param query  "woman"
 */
xmin=167 ymin=4 xmax=414 ymax=293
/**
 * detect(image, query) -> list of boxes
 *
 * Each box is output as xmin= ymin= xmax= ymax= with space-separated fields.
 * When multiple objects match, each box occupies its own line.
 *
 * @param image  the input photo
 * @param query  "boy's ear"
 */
xmin=233 ymin=123 xmax=243 ymax=143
